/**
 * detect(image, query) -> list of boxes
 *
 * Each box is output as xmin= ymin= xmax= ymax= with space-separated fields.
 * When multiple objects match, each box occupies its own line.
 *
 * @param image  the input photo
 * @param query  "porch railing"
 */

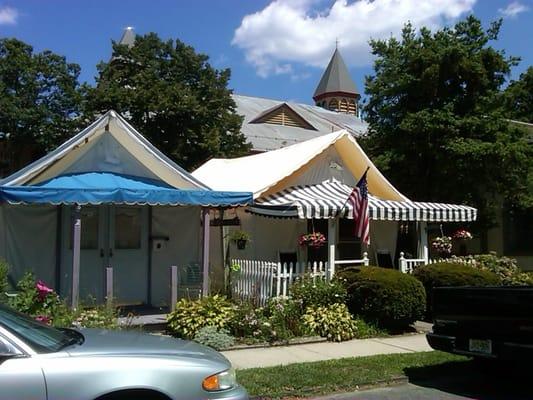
xmin=399 ymin=252 xmax=474 ymax=274
xmin=231 ymin=259 xmax=329 ymax=306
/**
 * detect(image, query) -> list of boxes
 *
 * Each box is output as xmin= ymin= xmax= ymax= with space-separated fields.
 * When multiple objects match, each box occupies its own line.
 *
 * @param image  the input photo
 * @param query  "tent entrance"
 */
xmin=60 ymin=205 xmax=149 ymax=305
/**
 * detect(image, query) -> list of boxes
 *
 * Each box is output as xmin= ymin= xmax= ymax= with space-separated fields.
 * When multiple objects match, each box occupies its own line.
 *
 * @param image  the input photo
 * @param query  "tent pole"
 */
xmin=418 ymin=222 xmax=428 ymax=263
xmin=201 ymin=208 xmax=210 ymax=297
xmin=71 ymin=204 xmax=82 ymax=309
xmin=327 ymin=217 xmax=337 ymax=280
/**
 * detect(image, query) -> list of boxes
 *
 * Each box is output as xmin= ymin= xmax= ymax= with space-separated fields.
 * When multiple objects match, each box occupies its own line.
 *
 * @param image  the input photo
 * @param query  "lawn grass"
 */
xmin=237 ymin=351 xmax=468 ymax=399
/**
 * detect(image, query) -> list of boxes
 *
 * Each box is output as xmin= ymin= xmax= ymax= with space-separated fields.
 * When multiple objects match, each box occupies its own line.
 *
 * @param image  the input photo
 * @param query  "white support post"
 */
xmin=328 ymin=245 xmax=336 ymax=279
xmin=71 ymin=204 xmax=81 ymax=309
xmin=327 ymin=217 xmax=337 ymax=280
xmin=418 ymin=222 xmax=429 ymax=264
xmin=201 ymin=208 xmax=210 ymax=297
xmin=105 ymin=266 xmax=113 ymax=308
xmin=363 ymin=252 xmax=369 ymax=266
xmin=170 ymin=265 xmax=178 ymax=311
xmin=399 ymin=252 xmax=406 ymax=273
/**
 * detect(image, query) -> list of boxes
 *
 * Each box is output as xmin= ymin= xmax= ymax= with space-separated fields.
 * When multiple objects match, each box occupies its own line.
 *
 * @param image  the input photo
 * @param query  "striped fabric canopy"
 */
xmin=250 ymin=179 xmax=477 ymax=222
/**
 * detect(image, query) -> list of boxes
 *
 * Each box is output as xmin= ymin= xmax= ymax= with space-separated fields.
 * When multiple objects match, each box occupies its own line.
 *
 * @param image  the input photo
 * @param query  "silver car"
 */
xmin=0 ymin=304 xmax=248 ymax=400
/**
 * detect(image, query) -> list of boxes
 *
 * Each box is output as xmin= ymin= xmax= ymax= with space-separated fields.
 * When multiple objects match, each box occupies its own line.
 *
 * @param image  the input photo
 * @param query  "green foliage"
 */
xmin=339 ymin=267 xmax=426 ymax=328
xmin=451 ymin=253 xmax=533 ymax=286
xmin=166 ymin=295 xmax=236 ymax=339
xmin=0 ymin=259 xmax=8 ymax=302
xmin=265 ymin=297 xmax=309 ymax=340
xmin=414 ymin=262 xmax=501 ymax=316
xmin=0 ymin=38 xmax=85 ymax=174
xmin=193 ymin=325 xmax=235 ymax=350
xmin=290 ymin=277 xmax=347 ymax=310
xmin=229 ymin=230 xmax=251 ymax=243
xmin=503 ymin=66 xmax=533 ymax=123
xmin=8 ymin=273 xmax=75 ymax=327
xmin=229 ymin=301 xmax=272 ymax=342
xmin=85 ymin=33 xmax=250 ymax=170
xmin=301 ymin=303 xmax=359 ymax=342
xmin=363 ymin=16 xmax=532 ymax=231
xmin=73 ymin=306 xmax=118 ymax=329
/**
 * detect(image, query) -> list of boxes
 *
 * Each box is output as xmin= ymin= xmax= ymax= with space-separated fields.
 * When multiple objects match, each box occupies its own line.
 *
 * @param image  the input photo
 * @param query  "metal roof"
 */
xmin=232 ymin=94 xmax=368 ymax=152
xmin=313 ymin=49 xmax=359 ymax=99
xmin=119 ymin=27 xmax=135 ymax=47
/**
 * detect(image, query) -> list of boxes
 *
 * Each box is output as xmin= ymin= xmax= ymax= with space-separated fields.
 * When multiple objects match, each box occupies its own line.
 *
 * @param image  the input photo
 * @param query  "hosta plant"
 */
xmin=193 ymin=326 xmax=235 ymax=350
xmin=167 ymin=295 xmax=236 ymax=339
xmin=301 ymin=303 xmax=359 ymax=342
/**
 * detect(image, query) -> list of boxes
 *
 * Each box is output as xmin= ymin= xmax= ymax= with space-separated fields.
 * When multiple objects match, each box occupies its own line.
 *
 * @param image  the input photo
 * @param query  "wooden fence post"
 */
xmin=105 ymin=266 xmax=113 ymax=308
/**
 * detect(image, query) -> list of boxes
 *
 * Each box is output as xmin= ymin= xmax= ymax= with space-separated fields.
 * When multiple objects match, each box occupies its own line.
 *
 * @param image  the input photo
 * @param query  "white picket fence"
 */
xmin=231 ymin=259 xmax=329 ymax=306
xmin=399 ymin=252 xmax=474 ymax=274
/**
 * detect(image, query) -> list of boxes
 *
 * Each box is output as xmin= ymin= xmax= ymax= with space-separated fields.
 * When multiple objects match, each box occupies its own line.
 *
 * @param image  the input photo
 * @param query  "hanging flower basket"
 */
xmin=431 ymin=236 xmax=452 ymax=257
xmin=298 ymin=232 xmax=326 ymax=248
xmin=453 ymin=229 xmax=473 ymax=240
xmin=229 ymin=230 xmax=251 ymax=250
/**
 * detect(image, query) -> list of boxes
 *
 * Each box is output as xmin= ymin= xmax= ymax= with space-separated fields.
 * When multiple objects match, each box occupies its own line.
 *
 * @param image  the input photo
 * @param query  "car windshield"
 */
xmin=0 ymin=304 xmax=73 ymax=353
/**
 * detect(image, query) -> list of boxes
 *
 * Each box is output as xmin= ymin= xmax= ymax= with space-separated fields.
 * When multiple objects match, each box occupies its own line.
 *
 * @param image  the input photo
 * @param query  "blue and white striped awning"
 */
xmin=250 ymin=179 xmax=477 ymax=222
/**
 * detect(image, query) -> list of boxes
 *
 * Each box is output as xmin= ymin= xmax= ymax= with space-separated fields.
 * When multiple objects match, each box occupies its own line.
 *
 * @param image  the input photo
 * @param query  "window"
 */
xmin=115 ymin=207 xmax=141 ymax=249
xmin=337 ymin=218 xmax=361 ymax=260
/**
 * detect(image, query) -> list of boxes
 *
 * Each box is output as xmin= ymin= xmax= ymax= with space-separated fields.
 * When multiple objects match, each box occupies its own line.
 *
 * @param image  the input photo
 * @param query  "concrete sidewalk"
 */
xmin=222 ymin=333 xmax=432 ymax=370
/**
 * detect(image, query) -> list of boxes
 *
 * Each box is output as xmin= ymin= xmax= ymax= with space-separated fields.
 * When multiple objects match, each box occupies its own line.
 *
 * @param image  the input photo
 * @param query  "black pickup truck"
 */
xmin=426 ymin=286 xmax=533 ymax=360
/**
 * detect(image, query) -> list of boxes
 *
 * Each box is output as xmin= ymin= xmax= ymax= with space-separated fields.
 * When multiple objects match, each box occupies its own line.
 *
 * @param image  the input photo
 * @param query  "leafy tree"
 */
xmin=503 ymin=66 xmax=533 ymax=123
xmin=0 ymin=38 xmax=84 ymax=175
xmin=363 ymin=16 xmax=532 ymax=235
xmin=85 ymin=33 xmax=250 ymax=170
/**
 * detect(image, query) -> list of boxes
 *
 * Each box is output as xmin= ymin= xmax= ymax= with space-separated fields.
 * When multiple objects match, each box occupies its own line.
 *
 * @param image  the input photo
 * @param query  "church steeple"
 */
xmin=313 ymin=48 xmax=360 ymax=115
xmin=118 ymin=27 xmax=135 ymax=48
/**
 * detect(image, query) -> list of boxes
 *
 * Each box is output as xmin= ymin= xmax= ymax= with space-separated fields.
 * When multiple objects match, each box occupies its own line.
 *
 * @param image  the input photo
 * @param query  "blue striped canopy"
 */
xmin=0 ymin=172 xmax=252 ymax=207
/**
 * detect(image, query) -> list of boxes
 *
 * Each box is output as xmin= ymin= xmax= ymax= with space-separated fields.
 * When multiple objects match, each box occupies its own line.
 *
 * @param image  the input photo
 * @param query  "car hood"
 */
xmin=65 ymin=328 xmax=229 ymax=365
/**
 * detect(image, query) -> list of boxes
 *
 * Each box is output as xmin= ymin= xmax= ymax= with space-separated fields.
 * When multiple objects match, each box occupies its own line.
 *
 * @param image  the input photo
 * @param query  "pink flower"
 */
xmin=35 ymin=315 xmax=51 ymax=324
xmin=36 ymin=280 xmax=53 ymax=300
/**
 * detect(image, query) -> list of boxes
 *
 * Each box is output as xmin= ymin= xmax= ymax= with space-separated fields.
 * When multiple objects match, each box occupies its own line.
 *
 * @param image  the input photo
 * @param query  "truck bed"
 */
xmin=427 ymin=286 xmax=533 ymax=360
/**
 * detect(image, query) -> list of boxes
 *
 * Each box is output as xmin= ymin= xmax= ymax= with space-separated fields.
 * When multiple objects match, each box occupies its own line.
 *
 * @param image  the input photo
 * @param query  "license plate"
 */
xmin=469 ymin=339 xmax=492 ymax=354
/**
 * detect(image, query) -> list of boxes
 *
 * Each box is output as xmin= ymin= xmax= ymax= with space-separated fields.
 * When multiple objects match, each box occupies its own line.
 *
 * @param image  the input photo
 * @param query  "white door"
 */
xmin=109 ymin=206 xmax=149 ymax=305
xmin=60 ymin=206 xmax=106 ymax=304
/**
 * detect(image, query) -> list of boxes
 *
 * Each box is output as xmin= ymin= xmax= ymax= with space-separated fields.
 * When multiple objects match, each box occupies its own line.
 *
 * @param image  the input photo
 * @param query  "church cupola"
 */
xmin=313 ymin=48 xmax=360 ymax=115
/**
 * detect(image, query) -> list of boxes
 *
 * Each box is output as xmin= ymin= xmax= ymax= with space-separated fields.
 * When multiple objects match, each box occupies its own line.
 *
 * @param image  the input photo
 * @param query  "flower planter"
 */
xmin=236 ymin=239 xmax=247 ymax=250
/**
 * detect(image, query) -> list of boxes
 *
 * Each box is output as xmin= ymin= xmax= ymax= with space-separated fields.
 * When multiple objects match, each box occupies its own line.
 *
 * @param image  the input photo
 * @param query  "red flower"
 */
xmin=35 ymin=315 xmax=51 ymax=325
xmin=36 ymin=280 xmax=53 ymax=301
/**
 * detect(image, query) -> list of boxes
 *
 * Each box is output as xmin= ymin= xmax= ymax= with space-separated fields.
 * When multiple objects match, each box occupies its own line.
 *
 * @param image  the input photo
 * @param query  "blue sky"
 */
xmin=1 ymin=0 xmax=531 ymax=104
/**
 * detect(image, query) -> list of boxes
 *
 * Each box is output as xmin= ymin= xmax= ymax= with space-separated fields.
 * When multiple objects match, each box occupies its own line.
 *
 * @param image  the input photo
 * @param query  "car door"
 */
xmin=0 ymin=334 xmax=46 ymax=400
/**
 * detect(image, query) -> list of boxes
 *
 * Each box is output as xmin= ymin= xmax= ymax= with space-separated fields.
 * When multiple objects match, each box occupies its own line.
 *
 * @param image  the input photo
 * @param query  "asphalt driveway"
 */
xmin=312 ymin=359 xmax=531 ymax=400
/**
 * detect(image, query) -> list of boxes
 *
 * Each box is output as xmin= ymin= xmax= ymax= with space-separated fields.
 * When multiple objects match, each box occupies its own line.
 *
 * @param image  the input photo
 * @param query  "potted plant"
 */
xmin=229 ymin=230 xmax=251 ymax=250
xmin=298 ymin=232 xmax=326 ymax=248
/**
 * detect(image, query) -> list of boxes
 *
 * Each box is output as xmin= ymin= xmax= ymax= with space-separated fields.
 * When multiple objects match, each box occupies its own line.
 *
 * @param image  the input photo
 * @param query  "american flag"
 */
xmin=348 ymin=169 xmax=370 ymax=245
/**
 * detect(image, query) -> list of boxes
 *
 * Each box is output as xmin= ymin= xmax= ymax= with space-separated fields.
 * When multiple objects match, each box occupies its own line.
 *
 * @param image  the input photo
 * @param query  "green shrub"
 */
xmin=0 ymin=259 xmax=9 ymax=302
xmin=193 ymin=326 xmax=235 ymax=350
xmin=451 ymin=253 xmax=533 ymax=286
xmin=338 ymin=267 xmax=426 ymax=329
xmin=301 ymin=303 xmax=359 ymax=342
xmin=290 ymin=277 xmax=347 ymax=310
xmin=167 ymin=295 xmax=235 ymax=339
xmin=414 ymin=262 xmax=500 ymax=317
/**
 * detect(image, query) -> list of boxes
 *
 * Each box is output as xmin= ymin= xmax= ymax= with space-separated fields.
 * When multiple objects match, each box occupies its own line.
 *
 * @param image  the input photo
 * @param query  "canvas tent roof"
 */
xmin=193 ymin=130 xmax=407 ymax=201
xmin=1 ymin=110 xmax=208 ymax=189
xmin=193 ymin=130 xmax=477 ymax=221
xmin=0 ymin=111 xmax=253 ymax=207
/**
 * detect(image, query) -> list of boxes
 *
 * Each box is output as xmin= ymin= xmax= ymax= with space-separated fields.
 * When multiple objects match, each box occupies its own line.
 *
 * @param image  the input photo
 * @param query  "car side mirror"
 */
xmin=0 ymin=339 xmax=22 ymax=362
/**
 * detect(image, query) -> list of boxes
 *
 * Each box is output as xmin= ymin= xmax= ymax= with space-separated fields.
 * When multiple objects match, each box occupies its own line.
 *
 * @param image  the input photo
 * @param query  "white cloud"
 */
xmin=233 ymin=0 xmax=476 ymax=77
xmin=0 ymin=6 xmax=18 ymax=25
xmin=498 ymin=1 xmax=529 ymax=18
